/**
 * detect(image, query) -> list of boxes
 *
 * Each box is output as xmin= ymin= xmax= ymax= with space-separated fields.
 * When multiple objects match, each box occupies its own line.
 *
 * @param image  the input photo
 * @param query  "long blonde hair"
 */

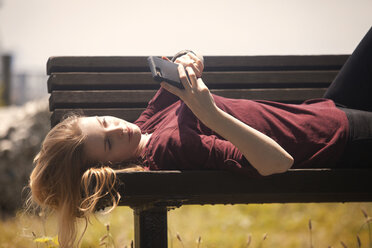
xmin=28 ymin=115 xmax=143 ymax=247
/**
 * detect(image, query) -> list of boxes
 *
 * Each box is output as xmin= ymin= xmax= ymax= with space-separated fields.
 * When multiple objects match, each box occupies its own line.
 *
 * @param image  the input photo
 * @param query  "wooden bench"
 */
xmin=47 ymin=55 xmax=372 ymax=248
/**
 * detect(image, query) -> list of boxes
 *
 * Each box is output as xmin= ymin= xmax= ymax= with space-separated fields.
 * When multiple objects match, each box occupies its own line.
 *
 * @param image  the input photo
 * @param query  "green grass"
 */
xmin=1 ymin=203 xmax=372 ymax=247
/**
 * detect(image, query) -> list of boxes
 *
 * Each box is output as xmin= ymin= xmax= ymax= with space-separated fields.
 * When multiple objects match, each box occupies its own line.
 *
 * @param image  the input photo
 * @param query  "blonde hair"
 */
xmin=27 ymin=115 xmax=143 ymax=248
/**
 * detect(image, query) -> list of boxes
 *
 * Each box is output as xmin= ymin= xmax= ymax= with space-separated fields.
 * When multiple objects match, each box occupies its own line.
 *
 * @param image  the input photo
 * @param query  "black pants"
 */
xmin=323 ymin=26 xmax=372 ymax=168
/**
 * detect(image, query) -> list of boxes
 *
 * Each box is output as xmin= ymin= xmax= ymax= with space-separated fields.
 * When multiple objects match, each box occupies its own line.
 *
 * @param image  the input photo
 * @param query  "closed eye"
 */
xmin=96 ymin=116 xmax=111 ymax=151
xmin=102 ymin=117 xmax=108 ymax=127
xmin=103 ymin=118 xmax=112 ymax=150
xmin=106 ymin=137 xmax=112 ymax=150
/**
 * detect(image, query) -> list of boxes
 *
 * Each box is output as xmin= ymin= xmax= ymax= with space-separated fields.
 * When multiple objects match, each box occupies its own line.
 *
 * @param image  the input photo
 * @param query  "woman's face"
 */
xmin=78 ymin=116 xmax=142 ymax=163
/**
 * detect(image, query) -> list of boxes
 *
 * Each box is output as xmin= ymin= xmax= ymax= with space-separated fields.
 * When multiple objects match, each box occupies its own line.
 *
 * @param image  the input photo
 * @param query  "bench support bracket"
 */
xmin=134 ymin=206 xmax=168 ymax=248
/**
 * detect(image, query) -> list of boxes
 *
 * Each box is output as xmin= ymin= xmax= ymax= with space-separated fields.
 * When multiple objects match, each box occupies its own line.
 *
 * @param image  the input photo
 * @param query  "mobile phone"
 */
xmin=147 ymin=56 xmax=184 ymax=89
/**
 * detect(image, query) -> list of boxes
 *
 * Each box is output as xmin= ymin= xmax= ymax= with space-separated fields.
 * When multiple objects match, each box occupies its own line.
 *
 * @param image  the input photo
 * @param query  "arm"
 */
xmin=160 ymin=66 xmax=294 ymax=176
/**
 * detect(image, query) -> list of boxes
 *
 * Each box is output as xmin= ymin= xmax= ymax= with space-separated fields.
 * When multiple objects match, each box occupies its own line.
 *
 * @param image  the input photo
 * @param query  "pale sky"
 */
xmin=0 ymin=0 xmax=371 ymax=73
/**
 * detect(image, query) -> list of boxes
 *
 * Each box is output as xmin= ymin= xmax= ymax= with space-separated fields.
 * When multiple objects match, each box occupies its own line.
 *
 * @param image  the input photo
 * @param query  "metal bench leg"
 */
xmin=133 ymin=206 xmax=168 ymax=248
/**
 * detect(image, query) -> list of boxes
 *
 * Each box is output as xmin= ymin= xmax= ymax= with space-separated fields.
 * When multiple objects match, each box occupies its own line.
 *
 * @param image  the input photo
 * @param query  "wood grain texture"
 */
xmin=49 ymin=88 xmax=326 ymax=110
xmin=114 ymin=169 xmax=372 ymax=207
xmin=47 ymin=55 xmax=349 ymax=74
xmin=47 ymin=70 xmax=336 ymax=92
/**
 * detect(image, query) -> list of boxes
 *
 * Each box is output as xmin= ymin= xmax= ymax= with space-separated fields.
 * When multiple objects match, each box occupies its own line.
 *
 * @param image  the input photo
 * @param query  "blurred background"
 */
xmin=0 ymin=0 xmax=372 ymax=247
xmin=1 ymin=0 xmax=372 ymax=105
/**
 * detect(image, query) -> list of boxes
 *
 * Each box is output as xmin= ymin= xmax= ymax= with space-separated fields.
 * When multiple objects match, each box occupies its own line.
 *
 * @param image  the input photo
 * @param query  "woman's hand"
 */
xmin=162 ymin=52 xmax=204 ymax=78
xmin=160 ymin=65 xmax=217 ymax=123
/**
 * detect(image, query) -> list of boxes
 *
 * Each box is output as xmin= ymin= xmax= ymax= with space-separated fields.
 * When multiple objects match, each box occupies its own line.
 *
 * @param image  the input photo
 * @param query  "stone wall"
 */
xmin=0 ymin=98 xmax=50 ymax=216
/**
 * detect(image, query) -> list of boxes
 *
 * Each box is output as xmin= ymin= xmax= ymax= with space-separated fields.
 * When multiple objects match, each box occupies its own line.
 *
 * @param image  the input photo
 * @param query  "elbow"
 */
xmin=278 ymin=154 xmax=294 ymax=173
xmin=257 ymin=154 xmax=294 ymax=176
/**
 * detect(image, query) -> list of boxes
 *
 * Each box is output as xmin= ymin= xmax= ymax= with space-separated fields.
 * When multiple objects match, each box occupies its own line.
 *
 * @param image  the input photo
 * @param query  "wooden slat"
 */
xmin=204 ymin=71 xmax=335 ymax=88
xmin=47 ymin=56 xmax=151 ymax=75
xmin=49 ymin=90 xmax=156 ymax=110
xmin=48 ymin=72 xmax=154 ymax=92
xmin=205 ymin=55 xmax=349 ymax=71
xmin=214 ymin=88 xmax=326 ymax=101
xmin=49 ymin=88 xmax=327 ymax=110
xmin=47 ymin=55 xmax=349 ymax=74
xmin=113 ymin=169 xmax=372 ymax=207
xmin=47 ymin=71 xmax=337 ymax=92
xmin=51 ymin=108 xmax=144 ymax=127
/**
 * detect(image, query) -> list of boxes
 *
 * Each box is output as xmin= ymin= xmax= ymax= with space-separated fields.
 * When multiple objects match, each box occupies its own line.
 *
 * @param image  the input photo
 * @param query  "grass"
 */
xmin=1 ymin=202 xmax=372 ymax=247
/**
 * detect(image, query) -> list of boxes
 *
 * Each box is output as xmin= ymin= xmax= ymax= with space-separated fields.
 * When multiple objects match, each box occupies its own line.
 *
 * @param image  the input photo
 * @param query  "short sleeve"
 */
xmin=201 ymin=135 xmax=261 ymax=176
xmin=134 ymin=87 xmax=179 ymax=127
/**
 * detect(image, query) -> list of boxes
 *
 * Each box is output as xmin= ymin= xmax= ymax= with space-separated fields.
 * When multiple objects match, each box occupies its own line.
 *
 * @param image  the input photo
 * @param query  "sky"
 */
xmin=0 ymin=0 xmax=371 ymax=73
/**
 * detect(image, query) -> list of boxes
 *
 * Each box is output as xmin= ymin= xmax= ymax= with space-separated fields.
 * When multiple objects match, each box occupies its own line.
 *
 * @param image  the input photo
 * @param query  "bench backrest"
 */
xmin=47 ymin=55 xmax=348 ymax=126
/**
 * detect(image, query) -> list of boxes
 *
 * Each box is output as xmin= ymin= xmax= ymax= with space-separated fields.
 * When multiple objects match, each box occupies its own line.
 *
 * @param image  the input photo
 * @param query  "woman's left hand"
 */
xmin=160 ymin=65 xmax=217 ymax=123
xmin=162 ymin=52 xmax=204 ymax=78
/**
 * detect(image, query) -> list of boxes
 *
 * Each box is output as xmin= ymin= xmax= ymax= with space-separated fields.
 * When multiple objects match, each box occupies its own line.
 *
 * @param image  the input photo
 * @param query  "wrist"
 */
xmin=171 ymin=50 xmax=204 ymax=64
xmin=197 ymin=104 xmax=221 ymax=128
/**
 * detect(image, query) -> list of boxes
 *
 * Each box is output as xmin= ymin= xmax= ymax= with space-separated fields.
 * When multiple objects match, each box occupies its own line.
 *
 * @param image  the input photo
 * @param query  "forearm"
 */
xmin=200 ymin=105 xmax=294 ymax=176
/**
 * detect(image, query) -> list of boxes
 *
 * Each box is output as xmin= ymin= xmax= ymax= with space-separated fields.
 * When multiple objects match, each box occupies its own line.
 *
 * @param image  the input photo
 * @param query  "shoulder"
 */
xmin=151 ymin=126 xmax=200 ymax=150
xmin=145 ymin=126 xmax=209 ymax=170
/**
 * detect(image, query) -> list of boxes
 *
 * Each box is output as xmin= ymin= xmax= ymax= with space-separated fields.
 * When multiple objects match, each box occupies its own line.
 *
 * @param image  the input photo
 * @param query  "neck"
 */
xmin=134 ymin=133 xmax=152 ymax=158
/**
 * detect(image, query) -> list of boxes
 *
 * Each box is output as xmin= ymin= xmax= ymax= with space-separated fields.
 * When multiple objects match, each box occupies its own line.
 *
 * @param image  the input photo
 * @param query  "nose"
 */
xmin=107 ymin=126 xmax=124 ymax=136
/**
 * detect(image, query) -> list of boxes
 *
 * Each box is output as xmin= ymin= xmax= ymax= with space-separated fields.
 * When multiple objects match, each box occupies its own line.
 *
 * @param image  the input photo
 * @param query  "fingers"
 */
xmin=174 ymin=56 xmax=194 ymax=66
xmin=160 ymin=66 xmax=194 ymax=99
xmin=188 ymin=62 xmax=202 ymax=78
xmin=178 ymin=64 xmax=192 ymax=90
xmin=187 ymin=52 xmax=204 ymax=72
xmin=185 ymin=67 xmax=197 ymax=88
xmin=160 ymin=65 xmax=195 ymax=94
xmin=174 ymin=52 xmax=203 ymax=78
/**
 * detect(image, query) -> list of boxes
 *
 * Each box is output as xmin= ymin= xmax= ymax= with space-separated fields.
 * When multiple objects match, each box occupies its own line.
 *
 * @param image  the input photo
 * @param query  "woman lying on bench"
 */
xmin=29 ymin=27 xmax=372 ymax=247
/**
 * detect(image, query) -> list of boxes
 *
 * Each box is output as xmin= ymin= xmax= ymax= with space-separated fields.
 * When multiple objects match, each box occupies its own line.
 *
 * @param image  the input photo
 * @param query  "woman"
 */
xmin=29 ymin=27 xmax=372 ymax=247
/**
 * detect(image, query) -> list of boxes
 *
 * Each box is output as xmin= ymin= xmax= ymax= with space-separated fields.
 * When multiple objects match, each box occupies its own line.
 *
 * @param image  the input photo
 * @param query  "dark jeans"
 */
xmin=324 ymin=26 xmax=372 ymax=168
xmin=337 ymin=107 xmax=372 ymax=168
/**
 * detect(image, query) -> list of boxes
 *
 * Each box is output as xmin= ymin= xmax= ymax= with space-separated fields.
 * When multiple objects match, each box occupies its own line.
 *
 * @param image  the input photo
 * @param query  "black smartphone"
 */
xmin=147 ymin=56 xmax=184 ymax=89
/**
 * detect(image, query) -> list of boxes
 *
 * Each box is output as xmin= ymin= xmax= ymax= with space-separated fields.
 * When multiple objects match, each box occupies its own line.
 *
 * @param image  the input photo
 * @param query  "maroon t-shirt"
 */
xmin=134 ymin=88 xmax=349 ymax=174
